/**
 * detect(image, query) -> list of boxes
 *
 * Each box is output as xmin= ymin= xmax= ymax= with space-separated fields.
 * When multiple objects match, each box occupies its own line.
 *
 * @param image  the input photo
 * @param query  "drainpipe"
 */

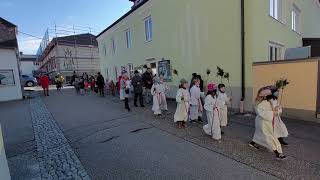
xmin=240 ymin=0 xmax=245 ymax=113
xmin=241 ymin=0 xmax=245 ymax=100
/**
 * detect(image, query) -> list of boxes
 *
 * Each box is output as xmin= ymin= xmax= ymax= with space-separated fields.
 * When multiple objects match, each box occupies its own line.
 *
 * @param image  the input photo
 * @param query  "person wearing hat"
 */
xmin=174 ymin=78 xmax=190 ymax=128
xmin=131 ymin=70 xmax=145 ymax=107
xmin=151 ymin=76 xmax=162 ymax=116
xmin=203 ymin=82 xmax=222 ymax=140
xmin=249 ymin=87 xmax=286 ymax=160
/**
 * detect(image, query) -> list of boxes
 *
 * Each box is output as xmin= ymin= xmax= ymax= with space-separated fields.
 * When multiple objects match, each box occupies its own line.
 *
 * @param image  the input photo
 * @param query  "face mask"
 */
xmin=273 ymin=91 xmax=279 ymax=97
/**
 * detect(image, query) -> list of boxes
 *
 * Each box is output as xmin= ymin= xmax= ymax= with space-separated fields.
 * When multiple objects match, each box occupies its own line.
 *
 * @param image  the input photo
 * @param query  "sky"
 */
xmin=1 ymin=0 xmax=132 ymax=54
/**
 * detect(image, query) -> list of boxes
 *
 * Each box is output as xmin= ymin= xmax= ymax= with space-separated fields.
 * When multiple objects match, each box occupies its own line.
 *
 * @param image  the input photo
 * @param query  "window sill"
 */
xmin=268 ymin=15 xmax=286 ymax=26
xmin=291 ymin=29 xmax=302 ymax=36
xmin=145 ymin=39 xmax=152 ymax=44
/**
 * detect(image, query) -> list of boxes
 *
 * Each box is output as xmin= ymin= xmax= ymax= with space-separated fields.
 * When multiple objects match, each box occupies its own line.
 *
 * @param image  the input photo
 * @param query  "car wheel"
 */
xmin=26 ymin=81 xmax=34 ymax=87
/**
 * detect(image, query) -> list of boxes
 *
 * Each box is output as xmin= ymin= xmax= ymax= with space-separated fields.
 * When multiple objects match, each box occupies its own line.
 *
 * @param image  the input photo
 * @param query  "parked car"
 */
xmin=21 ymin=74 xmax=37 ymax=87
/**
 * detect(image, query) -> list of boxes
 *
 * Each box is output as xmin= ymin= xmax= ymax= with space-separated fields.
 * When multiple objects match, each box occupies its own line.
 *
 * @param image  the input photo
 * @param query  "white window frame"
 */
xmin=125 ymin=29 xmax=132 ymax=49
xmin=111 ymin=38 xmax=116 ymax=55
xmin=291 ymin=4 xmax=301 ymax=33
xmin=269 ymin=0 xmax=282 ymax=21
xmin=144 ymin=16 xmax=153 ymax=42
xmin=269 ymin=42 xmax=284 ymax=61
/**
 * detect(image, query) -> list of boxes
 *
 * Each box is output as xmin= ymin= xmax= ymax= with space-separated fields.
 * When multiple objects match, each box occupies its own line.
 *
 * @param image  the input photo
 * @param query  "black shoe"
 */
xmin=249 ymin=142 xmax=259 ymax=150
xmin=221 ymin=131 xmax=225 ymax=135
xmin=141 ymin=105 xmax=145 ymax=107
xmin=127 ymin=108 xmax=131 ymax=112
xmin=198 ymin=117 xmax=203 ymax=123
xmin=157 ymin=114 xmax=162 ymax=116
xmin=276 ymin=154 xmax=287 ymax=160
xmin=278 ymin=138 xmax=289 ymax=147
xmin=134 ymin=104 xmax=138 ymax=107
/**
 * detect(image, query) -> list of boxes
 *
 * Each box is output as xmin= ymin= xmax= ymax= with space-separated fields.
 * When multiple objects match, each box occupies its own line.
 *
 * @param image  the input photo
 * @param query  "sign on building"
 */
xmin=158 ymin=60 xmax=172 ymax=82
xmin=0 ymin=70 xmax=15 ymax=86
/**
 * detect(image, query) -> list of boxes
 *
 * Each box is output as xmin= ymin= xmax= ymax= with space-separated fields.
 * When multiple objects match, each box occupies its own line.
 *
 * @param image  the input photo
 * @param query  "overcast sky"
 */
xmin=1 ymin=0 xmax=132 ymax=54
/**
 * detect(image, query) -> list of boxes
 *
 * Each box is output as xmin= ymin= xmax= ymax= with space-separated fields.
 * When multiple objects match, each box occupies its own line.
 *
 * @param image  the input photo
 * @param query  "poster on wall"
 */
xmin=0 ymin=70 xmax=15 ymax=86
xmin=158 ymin=60 xmax=172 ymax=82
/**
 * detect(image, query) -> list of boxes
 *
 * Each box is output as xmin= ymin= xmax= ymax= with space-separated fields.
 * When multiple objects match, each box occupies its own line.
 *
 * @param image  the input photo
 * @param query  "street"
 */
xmin=1 ymin=88 xmax=320 ymax=180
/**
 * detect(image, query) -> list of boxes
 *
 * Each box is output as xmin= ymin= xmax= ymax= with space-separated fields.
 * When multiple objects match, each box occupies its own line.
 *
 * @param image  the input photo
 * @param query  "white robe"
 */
xmin=253 ymin=100 xmax=283 ymax=153
xmin=217 ymin=91 xmax=230 ymax=127
xmin=189 ymin=85 xmax=203 ymax=120
xmin=271 ymin=99 xmax=289 ymax=138
xmin=159 ymin=82 xmax=168 ymax=110
xmin=203 ymin=95 xmax=222 ymax=140
xmin=174 ymin=88 xmax=190 ymax=122
xmin=151 ymin=83 xmax=162 ymax=115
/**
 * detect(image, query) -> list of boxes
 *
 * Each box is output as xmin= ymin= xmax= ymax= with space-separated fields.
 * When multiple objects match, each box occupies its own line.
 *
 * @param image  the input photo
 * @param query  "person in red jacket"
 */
xmin=40 ymin=74 xmax=50 ymax=96
xmin=117 ymin=75 xmax=122 ymax=94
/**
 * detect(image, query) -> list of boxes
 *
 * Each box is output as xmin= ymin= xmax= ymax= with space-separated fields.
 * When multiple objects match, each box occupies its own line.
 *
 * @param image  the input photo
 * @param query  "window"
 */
xmin=125 ymin=29 xmax=132 ymax=48
xmin=269 ymin=0 xmax=282 ymax=20
xmin=269 ymin=42 xmax=283 ymax=61
xmin=111 ymin=38 xmax=116 ymax=55
xmin=103 ymin=43 xmax=107 ymax=56
xmin=292 ymin=5 xmax=301 ymax=32
xmin=144 ymin=16 xmax=152 ymax=42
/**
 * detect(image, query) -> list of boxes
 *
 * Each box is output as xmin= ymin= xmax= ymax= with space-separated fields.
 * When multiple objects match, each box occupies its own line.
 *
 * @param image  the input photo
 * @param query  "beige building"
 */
xmin=97 ymin=0 xmax=320 ymax=111
xmin=37 ymin=33 xmax=100 ymax=82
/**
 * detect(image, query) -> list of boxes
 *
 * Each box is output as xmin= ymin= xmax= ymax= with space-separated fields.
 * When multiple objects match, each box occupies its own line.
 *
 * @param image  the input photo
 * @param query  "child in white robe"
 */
xmin=174 ymin=79 xmax=190 ymax=128
xmin=151 ymin=77 xmax=162 ymax=115
xmin=203 ymin=83 xmax=222 ymax=140
xmin=249 ymin=87 xmax=286 ymax=160
xmin=217 ymin=84 xmax=231 ymax=127
xmin=189 ymin=78 xmax=203 ymax=123
xmin=159 ymin=76 xmax=169 ymax=111
xmin=271 ymin=88 xmax=289 ymax=146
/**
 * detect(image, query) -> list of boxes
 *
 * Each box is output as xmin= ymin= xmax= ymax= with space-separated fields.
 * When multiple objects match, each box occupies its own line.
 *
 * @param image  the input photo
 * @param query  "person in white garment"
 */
xmin=203 ymin=83 xmax=222 ymax=141
xmin=151 ymin=77 xmax=162 ymax=116
xmin=159 ymin=75 xmax=169 ymax=111
xmin=270 ymin=87 xmax=289 ymax=146
xmin=189 ymin=78 xmax=203 ymax=123
xmin=217 ymin=84 xmax=231 ymax=127
xmin=249 ymin=87 xmax=286 ymax=160
xmin=120 ymin=74 xmax=131 ymax=112
xmin=174 ymin=79 xmax=190 ymax=129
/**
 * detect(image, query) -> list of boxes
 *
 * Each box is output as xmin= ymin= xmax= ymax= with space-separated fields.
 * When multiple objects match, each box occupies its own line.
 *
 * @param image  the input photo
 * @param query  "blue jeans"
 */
xmin=144 ymin=88 xmax=152 ymax=104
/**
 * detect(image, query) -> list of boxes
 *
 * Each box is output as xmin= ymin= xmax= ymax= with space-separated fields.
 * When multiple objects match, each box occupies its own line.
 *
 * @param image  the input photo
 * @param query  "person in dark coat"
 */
xmin=197 ymin=75 xmax=204 ymax=92
xmin=142 ymin=68 xmax=153 ymax=104
xmin=96 ymin=72 xmax=105 ymax=97
xmin=131 ymin=70 xmax=145 ymax=107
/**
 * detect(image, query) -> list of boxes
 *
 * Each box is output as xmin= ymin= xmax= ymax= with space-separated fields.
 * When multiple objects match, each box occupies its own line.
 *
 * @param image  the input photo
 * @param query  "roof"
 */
xmin=0 ymin=17 xmax=16 ymax=28
xmin=0 ymin=39 xmax=18 ymax=49
xmin=0 ymin=17 xmax=18 ymax=48
xmin=96 ymin=0 xmax=149 ymax=38
xmin=20 ymin=54 xmax=37 ymax=62
xmin=52 ymin=33 xmax=98 ymax=46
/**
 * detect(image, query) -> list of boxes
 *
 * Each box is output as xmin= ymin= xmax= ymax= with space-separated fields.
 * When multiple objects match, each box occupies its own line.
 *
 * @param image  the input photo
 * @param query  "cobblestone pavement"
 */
xmin=30 ymin=97 xmax=90 ymax=180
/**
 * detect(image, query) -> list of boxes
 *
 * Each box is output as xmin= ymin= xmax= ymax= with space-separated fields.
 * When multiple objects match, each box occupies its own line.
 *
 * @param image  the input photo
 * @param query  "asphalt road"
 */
xmin=2 ymin=88 xmax=320 ymax=180
xmin=41 ymin=90 xmax=278 ymax=180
